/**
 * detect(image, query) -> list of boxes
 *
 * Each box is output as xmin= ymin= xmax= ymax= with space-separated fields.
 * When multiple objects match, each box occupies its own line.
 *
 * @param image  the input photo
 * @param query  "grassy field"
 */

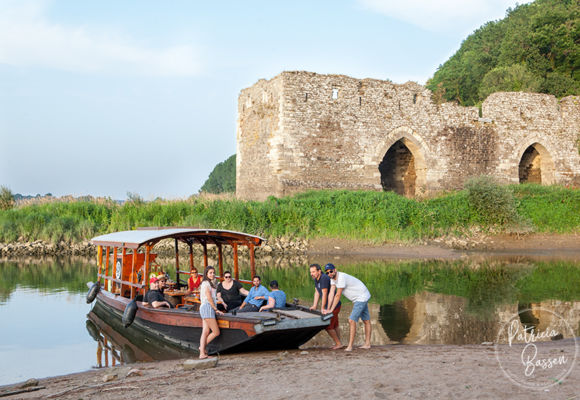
xmin=0 ymin=183 xmax=578 ymax=244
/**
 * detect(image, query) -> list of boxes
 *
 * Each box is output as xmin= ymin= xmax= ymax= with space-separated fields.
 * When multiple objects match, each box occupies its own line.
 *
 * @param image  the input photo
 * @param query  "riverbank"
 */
xmin=2 ymin=341 xmax=578 ymax=399
xmin=1 ymin=232 xmax=580 ymax=261
xmin=307 ymin=232 xmax=580 ymax=261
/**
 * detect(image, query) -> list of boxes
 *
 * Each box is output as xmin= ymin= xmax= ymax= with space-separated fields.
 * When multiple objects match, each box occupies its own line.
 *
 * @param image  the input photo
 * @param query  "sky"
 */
xmin=0 ymin=0 xmax=530 ymax=200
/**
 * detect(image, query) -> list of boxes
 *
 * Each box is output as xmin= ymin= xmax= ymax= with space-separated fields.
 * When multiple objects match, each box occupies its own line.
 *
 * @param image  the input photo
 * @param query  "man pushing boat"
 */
xmin=324 ymin=263 xmax=372 ymax=352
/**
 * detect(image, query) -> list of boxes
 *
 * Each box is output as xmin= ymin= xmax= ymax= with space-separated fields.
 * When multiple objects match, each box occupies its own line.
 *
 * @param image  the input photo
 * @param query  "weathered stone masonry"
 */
xmin=236 ymin=71 xmax=580 ymax=201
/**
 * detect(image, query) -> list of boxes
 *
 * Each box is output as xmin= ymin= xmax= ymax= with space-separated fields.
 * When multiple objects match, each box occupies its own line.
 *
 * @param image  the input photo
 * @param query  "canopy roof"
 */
xmin=90 ymin=227 xmax=265 ymax=249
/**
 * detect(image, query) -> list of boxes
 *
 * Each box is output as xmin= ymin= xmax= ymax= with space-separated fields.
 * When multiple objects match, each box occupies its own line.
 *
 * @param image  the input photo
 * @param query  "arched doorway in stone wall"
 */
xmin=379 ymin=139 xmax=418 ymax=196
xmin=518 ymin=143 xmax=554 ymax=184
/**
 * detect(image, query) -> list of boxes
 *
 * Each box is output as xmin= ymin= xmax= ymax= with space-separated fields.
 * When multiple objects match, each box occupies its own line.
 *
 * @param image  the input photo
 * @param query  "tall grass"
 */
xmin=0 ymin=185 xmax=578 ymax=244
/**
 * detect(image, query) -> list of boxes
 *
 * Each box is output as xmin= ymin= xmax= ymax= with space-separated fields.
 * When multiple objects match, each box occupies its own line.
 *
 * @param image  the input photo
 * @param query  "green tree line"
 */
xmin=427 ymin=0 xmax=580 ymax=106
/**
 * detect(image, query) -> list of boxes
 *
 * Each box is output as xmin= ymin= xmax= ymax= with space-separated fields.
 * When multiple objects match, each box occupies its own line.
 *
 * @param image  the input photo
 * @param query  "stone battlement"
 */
xmin=236 ymin=71 xmax=580 ymax=200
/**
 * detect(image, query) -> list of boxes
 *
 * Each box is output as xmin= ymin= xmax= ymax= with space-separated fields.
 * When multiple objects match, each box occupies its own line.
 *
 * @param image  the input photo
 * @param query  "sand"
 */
xmin=2 ymin=341 xmax=578 ymax=400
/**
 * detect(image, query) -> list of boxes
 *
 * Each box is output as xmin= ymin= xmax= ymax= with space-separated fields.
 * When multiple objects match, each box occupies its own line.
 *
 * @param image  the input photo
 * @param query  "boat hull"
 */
xmin=91 ymin=288 xmax=329 ymax=355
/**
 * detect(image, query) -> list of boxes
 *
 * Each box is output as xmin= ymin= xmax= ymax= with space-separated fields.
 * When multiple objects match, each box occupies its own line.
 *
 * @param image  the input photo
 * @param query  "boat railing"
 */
xmin=98 ymin=273 xmax=146 ymax=296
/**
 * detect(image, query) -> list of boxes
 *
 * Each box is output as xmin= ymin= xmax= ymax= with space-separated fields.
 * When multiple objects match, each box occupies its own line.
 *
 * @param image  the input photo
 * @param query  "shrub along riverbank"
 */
xmin=0 ymin=183 xmax=578 ymax=245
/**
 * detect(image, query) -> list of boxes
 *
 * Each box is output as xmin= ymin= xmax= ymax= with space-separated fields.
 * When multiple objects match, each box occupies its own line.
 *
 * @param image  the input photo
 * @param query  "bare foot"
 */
xmin=344 ymin=347 xmax=353 ymax=352
xmin=199 ymin=353 xmax=208 ymax=359
xmin=359 ymin=345 xmax=371 ymax=349
xmin=330 ymin=344 xmax=343 ymax=350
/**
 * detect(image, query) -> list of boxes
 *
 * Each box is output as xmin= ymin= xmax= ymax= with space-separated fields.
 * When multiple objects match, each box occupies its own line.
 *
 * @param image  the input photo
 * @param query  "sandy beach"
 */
xmin=2 ymin=340 xmax=578 ymax=400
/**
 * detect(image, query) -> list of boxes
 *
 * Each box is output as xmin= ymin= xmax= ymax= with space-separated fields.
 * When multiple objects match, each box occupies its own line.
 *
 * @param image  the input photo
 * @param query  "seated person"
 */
xmin=234 ymin=275 xmax=269 ymax=313
xmin=144 ymin=277 xmax=172 ymax=308
xmin=188 ymin=268 xmax=202 ymax=291
xmin=216 ymin=271 xmax=249 ymax=312
xmin=155 ymin=274 xmax=169 ymax=294
xmin=260 ymin=280 xmax=287 ymax=311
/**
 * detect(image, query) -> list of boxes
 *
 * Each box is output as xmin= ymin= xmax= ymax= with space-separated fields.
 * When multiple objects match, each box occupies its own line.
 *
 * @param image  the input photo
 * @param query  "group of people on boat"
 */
xmin=196 ymin=266 xmax=287 ymax=358
xmin=143 ymin=262 xmax=371 ymax=358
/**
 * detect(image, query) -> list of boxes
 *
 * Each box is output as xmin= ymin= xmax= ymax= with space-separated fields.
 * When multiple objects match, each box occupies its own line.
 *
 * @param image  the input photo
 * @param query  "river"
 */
xmin=0 ymin=255 xmax=578 ymax=386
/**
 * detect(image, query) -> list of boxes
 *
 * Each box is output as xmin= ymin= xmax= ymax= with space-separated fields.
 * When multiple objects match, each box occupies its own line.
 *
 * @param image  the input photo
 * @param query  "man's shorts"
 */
xmin=325 ymin=304 xmax=341 ymax=331
xmin=349 ymin=301 xmax=370 ymax=322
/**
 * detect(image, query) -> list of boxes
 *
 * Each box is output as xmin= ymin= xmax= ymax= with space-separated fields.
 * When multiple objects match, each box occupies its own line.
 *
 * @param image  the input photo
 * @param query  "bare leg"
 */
xmin=345 ymin=319 xmax=356 ymax=351
xmin=199 ymin=319 xmax=210 ymax=359
xmin=206 ymin=318 xmax=221 ymax=345
xmin=327 ymin=328 xmax=342 ymax=349
xmin=359 ymin=320 xmax=371 ymax=349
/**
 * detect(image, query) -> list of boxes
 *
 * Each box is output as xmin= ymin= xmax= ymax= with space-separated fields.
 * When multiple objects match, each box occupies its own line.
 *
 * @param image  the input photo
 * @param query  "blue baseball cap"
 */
xmin=324 ymin=263 xmax=336 ymax=271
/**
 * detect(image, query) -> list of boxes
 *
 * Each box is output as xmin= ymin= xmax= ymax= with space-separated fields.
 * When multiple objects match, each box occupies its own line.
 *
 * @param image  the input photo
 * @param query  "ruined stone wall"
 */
xmin=237 ymin=71 xmax=580 ymax=200
xmin=236 ymin=76 xmax=284 ymax=200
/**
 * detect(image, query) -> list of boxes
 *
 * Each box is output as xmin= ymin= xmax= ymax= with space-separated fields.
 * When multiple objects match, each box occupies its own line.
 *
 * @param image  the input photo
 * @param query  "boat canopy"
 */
xmin=91 ymin=228 xmax=265 ymax=249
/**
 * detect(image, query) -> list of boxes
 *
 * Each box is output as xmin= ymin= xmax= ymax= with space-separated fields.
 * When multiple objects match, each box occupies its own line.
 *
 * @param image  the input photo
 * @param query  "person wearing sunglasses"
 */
xmin=188 ymin=268 xmax=202 ymax=291
xmin=216 ymin=271 xmax=249 ymax=312
xmin=325 ymin=263 xmax=372 ymax=352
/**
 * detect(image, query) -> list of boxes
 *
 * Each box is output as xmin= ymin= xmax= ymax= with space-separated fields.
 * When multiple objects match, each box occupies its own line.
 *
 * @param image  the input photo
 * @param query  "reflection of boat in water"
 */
xmin=87 ymin=228 xmax=330 ymax=355
xmin=86 ymin=308 xmax=195 ymax=366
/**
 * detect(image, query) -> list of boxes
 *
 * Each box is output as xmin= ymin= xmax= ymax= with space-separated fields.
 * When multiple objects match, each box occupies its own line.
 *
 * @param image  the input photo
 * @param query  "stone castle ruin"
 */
xmin=236 ymin=71 xmax=580 ymax=200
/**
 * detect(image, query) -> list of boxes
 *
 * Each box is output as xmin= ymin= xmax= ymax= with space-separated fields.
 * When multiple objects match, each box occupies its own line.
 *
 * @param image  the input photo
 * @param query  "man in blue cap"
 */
xmin=309 ymin=263 xmax=342 ymax=349
xmin=325 ymin=263 xmax=372 ymax=352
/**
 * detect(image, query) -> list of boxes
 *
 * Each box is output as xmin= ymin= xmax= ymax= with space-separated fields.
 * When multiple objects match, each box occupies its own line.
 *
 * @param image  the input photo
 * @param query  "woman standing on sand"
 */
xmin=199 ymin=266 xmax=223 ymax=359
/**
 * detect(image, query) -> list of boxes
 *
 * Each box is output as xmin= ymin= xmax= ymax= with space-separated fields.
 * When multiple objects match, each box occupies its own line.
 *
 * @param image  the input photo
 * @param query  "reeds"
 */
xmin=0 ymin=185 xmax=578 ymax=244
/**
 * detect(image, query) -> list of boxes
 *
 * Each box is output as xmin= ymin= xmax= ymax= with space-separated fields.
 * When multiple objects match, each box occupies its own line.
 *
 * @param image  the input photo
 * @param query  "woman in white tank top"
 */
xmin=199 ymin=266 xmax=223 ymax=359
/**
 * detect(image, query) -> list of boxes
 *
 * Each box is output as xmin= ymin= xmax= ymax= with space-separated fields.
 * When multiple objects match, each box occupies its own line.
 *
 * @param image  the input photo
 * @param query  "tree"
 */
xmin=479 ymin=64 xmax=542 ymax=100
xmin=200 ymin=154 xmax=236 ymax=194
xmin=0 ymin=186 xmax=15 ymax=210
xmin=427 ymin=0 xmax=580 ymax=106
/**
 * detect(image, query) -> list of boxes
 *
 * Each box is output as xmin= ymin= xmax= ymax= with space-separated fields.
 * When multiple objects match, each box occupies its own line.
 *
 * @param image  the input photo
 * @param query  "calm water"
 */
xmin=0 ymin=256 xmax=579 ymax=386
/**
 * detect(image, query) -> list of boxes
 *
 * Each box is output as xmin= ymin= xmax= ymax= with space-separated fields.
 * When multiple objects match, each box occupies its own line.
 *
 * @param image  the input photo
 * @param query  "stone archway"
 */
xmin=379 ymin=139 xmax=417 ymax=196
xmin=518 ymin=143 xmax=554 ymax=184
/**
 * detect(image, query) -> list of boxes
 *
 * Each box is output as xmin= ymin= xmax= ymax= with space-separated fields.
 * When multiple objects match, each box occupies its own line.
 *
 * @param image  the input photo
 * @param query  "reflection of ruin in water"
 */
xmin=305 ymin=294 xmax=580 ymax=347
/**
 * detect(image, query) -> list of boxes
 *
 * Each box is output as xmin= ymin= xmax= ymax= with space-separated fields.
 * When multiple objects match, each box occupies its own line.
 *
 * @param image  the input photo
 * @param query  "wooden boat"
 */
xmin=88 ymin=227 xmax=330 ymax=354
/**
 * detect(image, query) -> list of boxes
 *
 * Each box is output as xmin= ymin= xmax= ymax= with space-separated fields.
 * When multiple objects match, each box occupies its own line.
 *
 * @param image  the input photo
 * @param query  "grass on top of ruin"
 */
xmin=0 ymin=183 xmax=578 ymax=244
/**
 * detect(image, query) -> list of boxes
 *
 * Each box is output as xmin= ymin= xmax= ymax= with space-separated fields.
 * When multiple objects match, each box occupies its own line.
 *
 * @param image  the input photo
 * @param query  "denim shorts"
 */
xmin=349 ymin=301 xmax=370 ymax=322
xmin=200 ymin=302 xmax=216 ymax=319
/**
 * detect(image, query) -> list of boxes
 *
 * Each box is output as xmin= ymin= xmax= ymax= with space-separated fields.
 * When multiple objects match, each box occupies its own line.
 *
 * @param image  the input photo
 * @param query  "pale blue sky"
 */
xmin=0 ymin=0 xmax=528 ymax=200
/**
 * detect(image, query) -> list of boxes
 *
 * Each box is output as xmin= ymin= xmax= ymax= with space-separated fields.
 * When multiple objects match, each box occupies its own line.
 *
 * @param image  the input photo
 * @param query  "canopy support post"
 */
xmin=233 ymin=243 xmax=239 ymax=280
xmin=120 ymin=247 xmax=126 ymax=295
xmin=174 ymin=238 xmax=179 ymax=284
xmin=97 ymin=245 xmax=103 ymax=284
xmin=130 ymin=248 xmax=137 ymax=298
xmin=217 ymin=244 xmax=223 ymax=277
xmin=249 ymin=243 xmax=256 ymax=279
xmin=144 ymin=244 xmax=151 ymax=295
xmin=203 ymin=242 xmax=208 ymax=268
xmin=111 ymin=247 xmax=117 ymax=293
xmin=188 ymin=243 xmax=194 ymax=270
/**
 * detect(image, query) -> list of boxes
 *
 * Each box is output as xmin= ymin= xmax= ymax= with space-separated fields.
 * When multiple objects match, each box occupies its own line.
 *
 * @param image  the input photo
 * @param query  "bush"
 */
xmin=465 ymin=176 xmax=519 ymax=225
xmin=0 ymin=186 xmax=14 ymax=210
